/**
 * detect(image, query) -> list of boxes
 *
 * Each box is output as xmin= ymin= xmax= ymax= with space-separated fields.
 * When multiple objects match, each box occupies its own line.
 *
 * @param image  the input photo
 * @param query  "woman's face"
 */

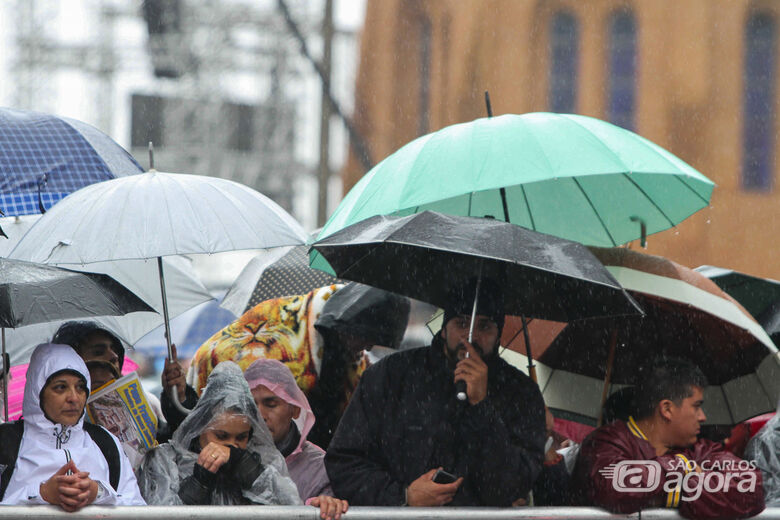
xmin=41 ymin=373 xmax=88 ymax=426
xmin=199 ymin=412 xmax=252 ymax=450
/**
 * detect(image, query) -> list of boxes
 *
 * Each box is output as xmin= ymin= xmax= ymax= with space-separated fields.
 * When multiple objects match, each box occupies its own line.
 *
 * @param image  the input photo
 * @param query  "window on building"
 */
xmin=607 ymin=10 xmax=637 ymax=131
xmin=743 ymin=11 xmax=777 ymax=191
xmin=549 ymin=12 xmax=579 ymax=113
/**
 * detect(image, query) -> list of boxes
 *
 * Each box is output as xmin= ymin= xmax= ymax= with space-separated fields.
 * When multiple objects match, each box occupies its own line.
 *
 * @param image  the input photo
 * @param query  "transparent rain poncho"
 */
xmin=745 ymin=403 xmax=780 ymax=506
xmin=138 ymin=362 xmax=301 ymax=505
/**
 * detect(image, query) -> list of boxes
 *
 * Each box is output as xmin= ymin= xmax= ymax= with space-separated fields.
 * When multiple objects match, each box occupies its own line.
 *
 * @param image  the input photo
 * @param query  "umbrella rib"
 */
xmin=381 ymin=237 xmax=630 ymax=292
xmin=571 ymin=177 xmax=618 ymax=246
xmin=519 ymin=184 xmax=536 ymax=230
xmin=671 ymin=173 xmax=713 ymax=206
xmin=59 ymin=118 xmax=115 ymax=180
xmin=719 ymin=385 xmax=736 ymax=425
xmin=752 ymin=367 xmax=775 ymax=409
xmin=619 ymin=173 xmax=677 ymax=228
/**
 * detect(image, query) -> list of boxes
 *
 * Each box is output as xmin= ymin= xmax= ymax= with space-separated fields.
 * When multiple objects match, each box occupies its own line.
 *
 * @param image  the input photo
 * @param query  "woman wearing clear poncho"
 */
xmin=745 ymin=402 xmax=780 ymax=507
xmin=137 ymin=362 xmax=301 ymax=506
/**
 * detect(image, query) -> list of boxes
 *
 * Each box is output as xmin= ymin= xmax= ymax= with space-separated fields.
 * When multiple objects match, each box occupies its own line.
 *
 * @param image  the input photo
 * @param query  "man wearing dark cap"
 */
xmin=324 ymin=278 xmax=546 ymax=507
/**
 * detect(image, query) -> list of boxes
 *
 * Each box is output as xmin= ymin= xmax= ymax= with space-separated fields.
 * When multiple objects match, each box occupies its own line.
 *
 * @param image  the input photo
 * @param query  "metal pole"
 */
xmin=317 ymin=0 xmax=333 ymax=227
xmin=276 ymin=0 xmax=374 ymax=172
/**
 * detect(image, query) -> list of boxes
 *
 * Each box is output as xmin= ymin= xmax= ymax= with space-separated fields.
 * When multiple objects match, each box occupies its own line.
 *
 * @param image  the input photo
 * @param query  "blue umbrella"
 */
xmin=0 ymin=107 xmax=143 ymax=217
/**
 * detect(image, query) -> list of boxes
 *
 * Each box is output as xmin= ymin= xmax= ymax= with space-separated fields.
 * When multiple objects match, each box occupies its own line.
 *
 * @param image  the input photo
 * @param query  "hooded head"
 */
xmin=172 ymin=362 xmax=287 ymax=470
xmin=244 ymin=358 xmax=314 ymax=457
xmin=52 ymin=321 xmax=125 ymax=373
xmin=24 ymin=343 xmax=90 ymax=429
xmin=144 ymin=361 xmax=302 ymax=506
xmin=314 ymin=282 xmax=411 ymax=358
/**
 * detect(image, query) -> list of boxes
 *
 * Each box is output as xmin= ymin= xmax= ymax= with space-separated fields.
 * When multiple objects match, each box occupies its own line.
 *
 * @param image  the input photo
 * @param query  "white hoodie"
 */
xmin=1 ymin=343 xmax=145 ymax=506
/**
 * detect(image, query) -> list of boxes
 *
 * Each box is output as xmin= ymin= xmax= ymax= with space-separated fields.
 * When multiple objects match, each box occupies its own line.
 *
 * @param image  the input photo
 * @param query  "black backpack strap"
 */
xmin=83 ymin=423 xmax=120 ymax=492
xmin=0 ymin=420 xmax=25 ymax=501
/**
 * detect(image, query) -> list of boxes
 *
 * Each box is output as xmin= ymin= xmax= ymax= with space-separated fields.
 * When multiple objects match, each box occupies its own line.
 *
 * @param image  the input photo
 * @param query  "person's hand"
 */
xmin=406 ymin=468 xmax=463 ymax=506
xmin=197 ymin=442 xmax=231 ymax=473
xmin=453 ymin=341 xmax=488 ymax=405
xmin=309 ymin=495 xmax=349 ymax=520
xmin=544 ymin=445 xmax=563 ymax=464
xmin=162 ymin=343 xmax=186 ymax=401
xmin=40 ymin=461 xmax=98 ymax=511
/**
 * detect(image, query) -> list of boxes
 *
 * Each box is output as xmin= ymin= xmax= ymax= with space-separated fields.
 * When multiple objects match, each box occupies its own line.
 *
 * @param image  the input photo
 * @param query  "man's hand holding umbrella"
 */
xmin=446 ymin=317 xmax=494 ymax=405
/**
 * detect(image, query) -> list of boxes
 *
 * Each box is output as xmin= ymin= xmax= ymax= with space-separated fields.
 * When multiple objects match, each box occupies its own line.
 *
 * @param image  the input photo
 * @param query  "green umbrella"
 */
xmin=312 ymin=112 xmax=714 ymax=273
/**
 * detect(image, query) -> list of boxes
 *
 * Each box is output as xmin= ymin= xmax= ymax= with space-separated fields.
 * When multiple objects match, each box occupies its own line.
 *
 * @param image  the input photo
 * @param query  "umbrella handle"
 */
xmin=168 ymin=385 xmax=191 ymax=416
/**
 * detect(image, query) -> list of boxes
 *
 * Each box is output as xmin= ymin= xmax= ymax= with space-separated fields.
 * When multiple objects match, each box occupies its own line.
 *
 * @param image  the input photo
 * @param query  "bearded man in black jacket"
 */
xmin=324 ymin=279 xmax=546 ymax=507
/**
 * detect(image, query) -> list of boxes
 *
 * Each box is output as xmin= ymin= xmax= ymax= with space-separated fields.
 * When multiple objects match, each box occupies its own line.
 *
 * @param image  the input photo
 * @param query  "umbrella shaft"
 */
xmin=157 ymin=257 xmax=174 ymax=361
xmin=468 ymin=262 xmax=484 ymax=343
xmin=2 ymin=329 xmax=7 ymax=422
xmin=520 ymin=316 xmax=537 ymax=383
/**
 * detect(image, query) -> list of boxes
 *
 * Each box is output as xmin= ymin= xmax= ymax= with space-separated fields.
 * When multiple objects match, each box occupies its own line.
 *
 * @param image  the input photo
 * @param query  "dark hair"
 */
xmin=634 ymin=357 xmax=707 ymax=420
xmin=603 ymin=386 xmax=636 ymax=424
xmin=39 ymin=369 xmax=89 ymax=424
xmin=52 ymin=321 xmax=125 ymax=368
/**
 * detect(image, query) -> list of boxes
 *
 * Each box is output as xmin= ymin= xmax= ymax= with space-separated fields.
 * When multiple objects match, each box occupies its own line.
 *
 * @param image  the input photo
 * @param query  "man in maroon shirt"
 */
xmin=571 ymin=358 xmax=764 ymax=519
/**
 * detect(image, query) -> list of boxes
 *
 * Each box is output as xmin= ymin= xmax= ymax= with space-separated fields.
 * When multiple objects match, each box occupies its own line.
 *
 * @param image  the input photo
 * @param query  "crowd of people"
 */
xmin=0 ymin=279 xmax=777 ymax=520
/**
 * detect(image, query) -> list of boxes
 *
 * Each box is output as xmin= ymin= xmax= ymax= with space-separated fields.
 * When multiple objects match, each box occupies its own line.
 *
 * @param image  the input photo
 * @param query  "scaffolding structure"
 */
xmin=8 ymin=0 xmax=358 ymax=220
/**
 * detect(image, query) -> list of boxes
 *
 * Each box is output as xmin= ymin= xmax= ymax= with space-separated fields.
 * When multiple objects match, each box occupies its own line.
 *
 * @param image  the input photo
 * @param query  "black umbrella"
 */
xmin=311 ymin=211 xmax=642 ymax=324
xmin=315 ymin=282 xmax=411 ymax=350
xmin=0 ymin=257 xmax=154 ymax=419
xmin=696 ymin=265 xmax=780 ymax=344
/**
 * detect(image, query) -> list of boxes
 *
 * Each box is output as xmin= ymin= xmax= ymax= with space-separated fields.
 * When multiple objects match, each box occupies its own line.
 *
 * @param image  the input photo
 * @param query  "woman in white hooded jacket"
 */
xmin=0 ymin=343 xmax=145 ymax=509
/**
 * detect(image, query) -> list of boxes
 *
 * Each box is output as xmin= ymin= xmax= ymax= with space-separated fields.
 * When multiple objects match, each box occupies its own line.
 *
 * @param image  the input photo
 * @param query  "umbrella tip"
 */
xmin=148 ymin=141 xmax=155 ymax=171
xmin=484 ymin=91 xmax=493 ymax=118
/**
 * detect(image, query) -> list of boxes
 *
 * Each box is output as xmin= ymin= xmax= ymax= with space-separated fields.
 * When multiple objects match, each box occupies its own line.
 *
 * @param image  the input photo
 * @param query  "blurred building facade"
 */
xmin=3 ymin=0 xmax=361 ymax=229
xmin=345 ymin=0 xmax=780 ymax=279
